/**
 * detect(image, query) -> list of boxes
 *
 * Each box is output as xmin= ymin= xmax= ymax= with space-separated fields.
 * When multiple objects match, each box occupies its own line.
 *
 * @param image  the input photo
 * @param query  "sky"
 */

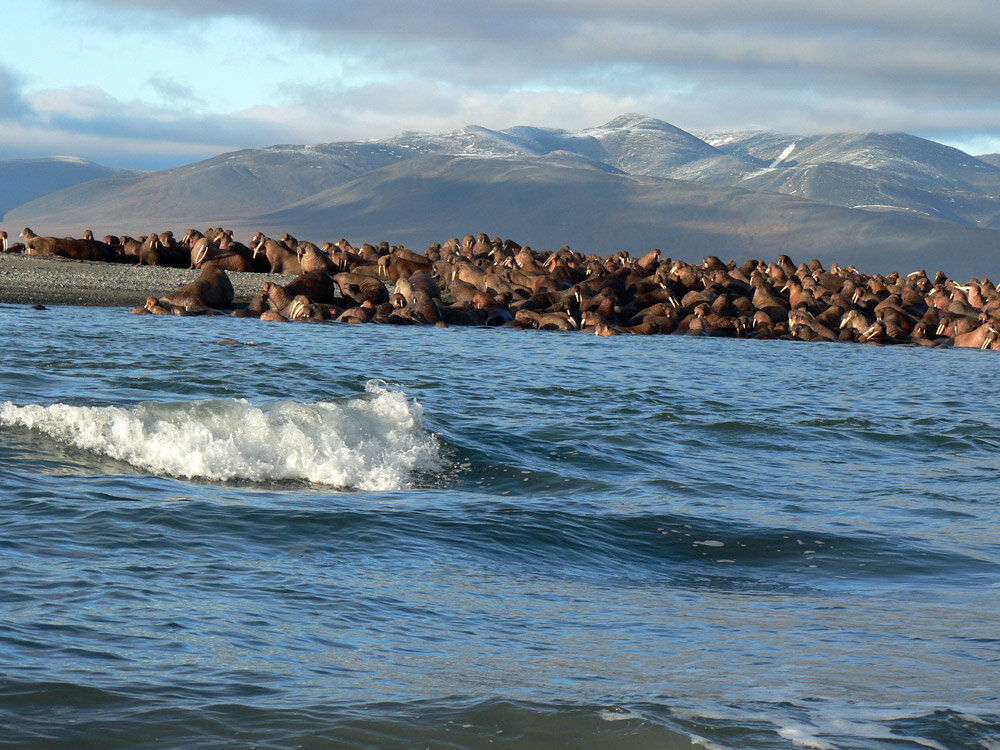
xmin=2 ymin=0 xmax=1000 ymax=170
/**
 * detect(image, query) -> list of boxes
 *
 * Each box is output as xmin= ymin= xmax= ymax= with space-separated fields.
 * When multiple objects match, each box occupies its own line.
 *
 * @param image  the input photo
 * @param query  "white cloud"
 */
xmin=0 ymin=72 xmax=301 ymax=167
xmin=1 ymin=1 xmax=996 ymax=167
xmin=145 ymin=75 xmax=208 ymax=108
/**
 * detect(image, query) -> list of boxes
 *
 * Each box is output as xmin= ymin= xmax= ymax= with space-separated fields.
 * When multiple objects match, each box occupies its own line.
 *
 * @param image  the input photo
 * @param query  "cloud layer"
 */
xmin=3 ymin=0 xmax=999 ymax=168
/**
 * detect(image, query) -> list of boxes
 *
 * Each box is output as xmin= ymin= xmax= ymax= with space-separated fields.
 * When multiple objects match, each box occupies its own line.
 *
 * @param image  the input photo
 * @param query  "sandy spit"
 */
xmin=0 ymin=253 xmax=295 ymax=308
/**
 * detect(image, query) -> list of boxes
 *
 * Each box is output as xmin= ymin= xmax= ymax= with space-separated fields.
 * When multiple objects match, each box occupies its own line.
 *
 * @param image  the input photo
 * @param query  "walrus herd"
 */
xmin=8 ymin=226 xmax=1000 ymax=349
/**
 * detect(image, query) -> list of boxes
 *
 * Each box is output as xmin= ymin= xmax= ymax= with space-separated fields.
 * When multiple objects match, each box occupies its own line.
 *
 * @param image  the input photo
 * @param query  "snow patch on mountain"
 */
xmin=769 ymin=143 xmax=796 ymax=168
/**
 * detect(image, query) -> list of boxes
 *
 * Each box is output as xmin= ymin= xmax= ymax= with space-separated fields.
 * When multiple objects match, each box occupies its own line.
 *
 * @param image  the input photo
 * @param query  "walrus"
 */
xmin=259 ymin=270 xmax=336 ymax=316
xmin=296 ymin=242 xmax=337 ymax=274
xmin=158 ymin=261 xmax=235 ymax=312
xmin=787 ymin=309 xmax=836 ymax=341
xmin=953 ymin=322 xmax=1000 ymax=349
xmin=400 ymin=289 xmax=442 ymax=324
xmin=20 ymin=227 xmax=119 ymax=262
xmin=285 ymin=268 xmax=336 ymax=303
xmin=189 ymin=237 xmax=216 ymax=268
xmin=138 ymin=232 xmax=188 ymax=267
xmin=514 ymin=309 xmax=577 ymax=331
xmin=286 ymin=295 xmax=329 ymax=322
xmin=250 ymin=233 xmax=303 ymax=275
xmin=333 ymin=271 xmax=389 ymax=306
xmin=377 ymin=251 xmax=433 ymax=281
xmin=191 ymin=237 xmax=251 ymax=272
xmin=635 ymin=249 xmax=661 ymax=273
xmin=259 ymin=309 xmax=290 ymax=322
xmin=406 ymin=270 xmax=441 ymax=300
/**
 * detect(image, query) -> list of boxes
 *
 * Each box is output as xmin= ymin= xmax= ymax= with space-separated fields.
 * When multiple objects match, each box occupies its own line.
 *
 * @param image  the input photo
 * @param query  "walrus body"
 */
xmin=21 ymin=228 xmax=119 ymax=262
xmin=160 ymin=261 xmax=235 ymax=312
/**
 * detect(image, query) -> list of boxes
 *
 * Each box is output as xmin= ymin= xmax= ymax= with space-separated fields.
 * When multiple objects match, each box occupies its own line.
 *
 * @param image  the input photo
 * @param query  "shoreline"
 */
xmin=3 ymin=245 xmax=998 ymax=350
xmin=0 ymin=253 xmax=295 ymax=308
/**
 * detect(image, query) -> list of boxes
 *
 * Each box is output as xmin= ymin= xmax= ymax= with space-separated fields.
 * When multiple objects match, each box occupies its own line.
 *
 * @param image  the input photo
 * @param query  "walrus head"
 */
xmin=288 ymin=296 xmax=311 ymax=320
xmin=859 ymin=322 xmax=882 ymax=342
xmin=982 ymin=325 xmax=1000 ymax=350
xmin=191 ymin=239 xmax=212 ymax=267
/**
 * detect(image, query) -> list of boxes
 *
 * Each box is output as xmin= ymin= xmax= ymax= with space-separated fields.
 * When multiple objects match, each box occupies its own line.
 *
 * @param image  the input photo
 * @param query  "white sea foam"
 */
xmin=777 ymin=725 xmax=837 ymax=749
xmin=0 ymin=381 xmax=440 ymax=491
xmin=598 ymin=707 xmax=644 ymax=722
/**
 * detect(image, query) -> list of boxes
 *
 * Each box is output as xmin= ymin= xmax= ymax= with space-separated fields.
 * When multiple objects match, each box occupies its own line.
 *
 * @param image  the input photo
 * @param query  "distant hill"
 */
xmin=4 ymin=144 xmax=418 ymax=231
xmin=6 ymin=115 xmax=1000 ymax=279
xmin=258 ymin=153 xmax=1000 ymax=280
xmin=0 ymin=157 xmax=137 ymax=217
xmin=702 ymin=131 xmax=1000 ymax=228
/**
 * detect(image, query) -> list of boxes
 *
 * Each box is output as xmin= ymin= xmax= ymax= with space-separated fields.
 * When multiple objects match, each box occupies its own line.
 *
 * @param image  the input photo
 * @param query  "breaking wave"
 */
xmin=0 ymin=381 xmax=439 ymax=490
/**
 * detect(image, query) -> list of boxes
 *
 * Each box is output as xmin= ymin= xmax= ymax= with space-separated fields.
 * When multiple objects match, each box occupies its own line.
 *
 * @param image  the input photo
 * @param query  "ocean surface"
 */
xmin=1 ymin=303 xmax=998 ymax=749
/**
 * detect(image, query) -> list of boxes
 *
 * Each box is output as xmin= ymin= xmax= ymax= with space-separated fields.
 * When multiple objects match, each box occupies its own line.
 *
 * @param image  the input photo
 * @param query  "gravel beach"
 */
xmin=0 ymin=253 xmax=296 ymax=308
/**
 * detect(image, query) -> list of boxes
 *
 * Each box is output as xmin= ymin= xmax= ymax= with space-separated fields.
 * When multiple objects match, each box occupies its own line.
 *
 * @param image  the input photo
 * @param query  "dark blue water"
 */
xmin=1 ymin=303 xmax=999 ymax=748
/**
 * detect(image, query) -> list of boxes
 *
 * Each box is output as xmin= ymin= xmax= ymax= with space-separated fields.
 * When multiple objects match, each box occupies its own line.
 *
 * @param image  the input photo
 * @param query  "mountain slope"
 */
xmin=7 ymin=116 xmax=1000 ymax=279
xmin=6 ymin=143 xmax=417 ymax=229
xmin=0 ymin=157 xmax=135 ymax=217
xmin=259 ymin=153 xmax=1000 ymax=280
xmin=718 ymin=132 xmax=1000 ymax=226
xmin=12 ymin=116 xmax=1000 ymax=231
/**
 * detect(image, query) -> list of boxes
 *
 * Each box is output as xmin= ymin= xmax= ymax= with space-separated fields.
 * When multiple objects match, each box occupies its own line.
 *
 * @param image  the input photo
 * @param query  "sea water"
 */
xmin=1 ymin=303 xmax=998 ymax=748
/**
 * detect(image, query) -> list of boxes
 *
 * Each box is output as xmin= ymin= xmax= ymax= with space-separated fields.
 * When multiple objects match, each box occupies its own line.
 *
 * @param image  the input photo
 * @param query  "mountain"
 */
xmin=257 ymin=153 xmax=1000 ymax=280
xmin=0 ymin=157 xmax=136 ymax=217
xmin=6 ymin=115 xmax=1000 ymax=279
xmin=3 ymin=143 xmax=419 ymax=230
xmin=704 ymin=131 xmax=1000 ymax=228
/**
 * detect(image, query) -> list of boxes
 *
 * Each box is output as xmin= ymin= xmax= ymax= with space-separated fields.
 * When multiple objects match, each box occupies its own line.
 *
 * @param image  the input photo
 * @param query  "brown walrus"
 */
xmin=159 ymin=261 xmax=235 ymax=312
xmin=333 ymin=271 xmax=389 ymax=306
xmin=21 ymin=227 xmax=119 ymax=262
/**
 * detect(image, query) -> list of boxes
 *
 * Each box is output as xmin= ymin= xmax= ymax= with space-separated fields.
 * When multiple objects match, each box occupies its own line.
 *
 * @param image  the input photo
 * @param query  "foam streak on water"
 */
xmin=0 ymin=381 xmax=439 ymax=490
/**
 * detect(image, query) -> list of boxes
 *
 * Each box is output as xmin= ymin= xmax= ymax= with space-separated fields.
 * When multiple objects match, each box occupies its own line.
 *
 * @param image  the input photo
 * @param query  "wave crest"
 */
xmin=0 ymin=381 xmax=439 ymax=490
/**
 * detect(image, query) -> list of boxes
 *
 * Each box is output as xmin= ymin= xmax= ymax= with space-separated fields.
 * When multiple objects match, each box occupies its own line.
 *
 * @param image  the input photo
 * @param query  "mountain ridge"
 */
xmin=0 ymin=157 xmax=138 ymax=218
xmin=5 ymin=115 xmax=1000 ymax=279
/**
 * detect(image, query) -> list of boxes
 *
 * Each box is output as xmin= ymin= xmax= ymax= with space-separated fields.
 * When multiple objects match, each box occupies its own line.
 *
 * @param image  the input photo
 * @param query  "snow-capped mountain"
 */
xmin=5 ymin=115 xmax=1000 ymax=279
xmin=380 ymin=115 xmax=1000 ymax=227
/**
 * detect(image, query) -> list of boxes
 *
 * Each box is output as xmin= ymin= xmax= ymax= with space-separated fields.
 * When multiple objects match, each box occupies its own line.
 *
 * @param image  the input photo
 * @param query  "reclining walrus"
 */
xmin=21 ymin=227 xmax=120 ymax=263
xmin=137 ymin=261 xmax=235 ymax=314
